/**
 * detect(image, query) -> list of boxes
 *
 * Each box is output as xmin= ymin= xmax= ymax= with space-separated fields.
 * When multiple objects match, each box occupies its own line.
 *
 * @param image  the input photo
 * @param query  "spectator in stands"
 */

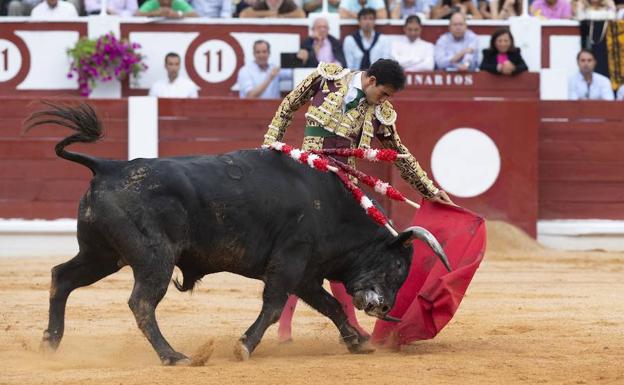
xmin=477 ymin=0 xmax=492 ymax=17
xmin=339 ymin=0 xmax=388 ymax=18
xmin=17 ymin=0 xmax=83 ymax=15
xmin=485 ymin=0 xmax=522 ymax=18
xmin=568 ymin=49 xmax=614 ymax=100
xmin=434 ymin=12 xmax=479 ymax=71
xmin=233 ymin=0 xmax=255 ymax=16
xmin=617 ymin=0 xmax=624 ymax=17
xmin=6 ymin=0 xmax=43 ymax=15
xmin=135 ymin=0 xmax=198 ymax=17
xmin=237 ymin=40 xmax=291 ymax=98
xmin=30 ymin=0 xmax=78 ymax=17
xmin=431 ymin=0 xmax=482 ymax=19
xmin=84 ymin=0 xmax=138 ymax=15
xmin=343 ymin=8 xmax=390 ymax=70
xmin=149 ymin=52 xmax=199 ymax=98
xmin=190 ymin=0 xmax=231 ymax=16
xmin=302 ymin=0 xmax=340 ymax=13
xmin=239 ymin=0 xmax=305 ymax=17
xmin=574 ymin=0 xmax=616 ymax=19
xmin=390 ymin=15 xmax=434 ymax=72
xmin=530 ymin=0 xmax=572 ymax=18
xmin=390 ymin=0 xmax=434 ymax=18
xmin=617 ymin=84 xmax=624 ymax=100
xmin=297 ymin=17 xmax=346 ymax=68
xmin=480 ymin=29 xmax=527 ymax=75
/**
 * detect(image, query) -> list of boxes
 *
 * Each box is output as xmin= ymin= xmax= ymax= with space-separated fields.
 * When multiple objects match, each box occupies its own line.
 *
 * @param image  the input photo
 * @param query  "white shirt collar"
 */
xmin=351 ymin=71 xmax=364 ymax=92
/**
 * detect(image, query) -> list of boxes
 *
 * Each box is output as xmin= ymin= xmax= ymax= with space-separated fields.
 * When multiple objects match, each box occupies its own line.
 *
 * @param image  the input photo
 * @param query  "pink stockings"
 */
xmin=277 ymin=281 xmax=370 ymax=342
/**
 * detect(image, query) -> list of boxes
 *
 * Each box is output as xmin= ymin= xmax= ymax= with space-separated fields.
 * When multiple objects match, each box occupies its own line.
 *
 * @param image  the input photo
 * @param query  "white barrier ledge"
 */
xmin=0 ymin=219 xmax=78 ymax=258
xmin=537 ymin=220 xmax=624 ymax=251
xmin=0 ymin=219 xmax=77 ymax=233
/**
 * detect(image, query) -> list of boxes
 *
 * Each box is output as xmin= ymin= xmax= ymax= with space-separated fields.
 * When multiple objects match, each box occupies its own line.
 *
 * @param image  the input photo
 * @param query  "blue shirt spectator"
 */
xmin=394 ymin=0 xmax=435 ymax=18
xmin=303 ymin=0 xmax=340 ymax=13
xmin=339 ymin=0 xmax=388 ymax=18
xmin=568 ymin=49 xmax=614 ymax=100
xmin=237 ymin=40 xmax=290 ymax=99
xmin=434 ymin=13 xmax=479 ymax=71
xmin=191 ymin=0 xmax=231 ymax=16
xmin=568 ymin=72 xmax=614 ymax=100
xmin=343 ymin=8 xmax=390 ymax=70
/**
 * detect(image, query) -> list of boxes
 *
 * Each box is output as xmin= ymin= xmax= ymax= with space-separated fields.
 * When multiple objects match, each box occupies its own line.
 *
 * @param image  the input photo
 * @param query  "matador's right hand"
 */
xmin=431 ymin=190 xmax=457 ymax=206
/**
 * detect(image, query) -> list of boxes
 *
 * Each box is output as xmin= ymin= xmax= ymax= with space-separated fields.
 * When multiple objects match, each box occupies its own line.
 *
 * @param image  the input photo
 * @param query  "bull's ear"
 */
xmin=388 ymin=230 xmax=413 ymax=248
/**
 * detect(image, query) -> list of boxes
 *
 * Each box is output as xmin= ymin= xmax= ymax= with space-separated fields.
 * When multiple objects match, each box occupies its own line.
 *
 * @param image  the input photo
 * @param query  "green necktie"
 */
xmin=345 ymin=88 xmax=365 ymax=112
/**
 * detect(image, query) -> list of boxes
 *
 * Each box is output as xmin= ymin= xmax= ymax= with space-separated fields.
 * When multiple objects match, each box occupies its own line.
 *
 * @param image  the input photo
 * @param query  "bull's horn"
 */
xmin=380 ymin=314 xmax=402 ymax=323
xmin=404 ymin=226 xmax=452 ymax=272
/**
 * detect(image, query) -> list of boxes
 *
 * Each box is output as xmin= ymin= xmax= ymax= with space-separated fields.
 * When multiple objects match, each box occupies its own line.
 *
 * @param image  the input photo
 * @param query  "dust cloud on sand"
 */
xmin=0 ymin=221 xmax=622 ymax=385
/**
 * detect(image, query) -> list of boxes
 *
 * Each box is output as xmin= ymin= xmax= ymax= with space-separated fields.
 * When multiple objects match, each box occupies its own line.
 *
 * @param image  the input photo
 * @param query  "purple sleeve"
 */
xmin=562 ymin=0 xmax=572 ymax=18
xmin=122 ymin=0 xmax=139 ymax=16
xmin=84 ymin=0 xmax=100 ymax=13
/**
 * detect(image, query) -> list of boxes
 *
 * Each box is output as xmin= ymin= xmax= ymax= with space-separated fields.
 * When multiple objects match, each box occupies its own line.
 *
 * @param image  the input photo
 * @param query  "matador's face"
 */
xmin=364 ymin=78 xmax=397 ymax=105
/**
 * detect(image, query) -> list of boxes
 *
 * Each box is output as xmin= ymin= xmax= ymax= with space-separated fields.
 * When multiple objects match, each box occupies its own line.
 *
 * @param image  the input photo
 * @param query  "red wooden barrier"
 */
xmin=1 ymin=96 xmax=621 ymax=237
xmin=0 ymin=99 xmax=127 ymax=219
xmin=539 ymin=101 xmax=624 ymax=220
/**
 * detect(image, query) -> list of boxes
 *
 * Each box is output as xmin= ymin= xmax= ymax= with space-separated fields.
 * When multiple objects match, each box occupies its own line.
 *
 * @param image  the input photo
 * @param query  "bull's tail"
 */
xmin=172 ymin=259 xmax=203 ymax=292
xmin=173 ymin=275 xmax=202 ymax=293
xmin=25 ymin=102 xmax=104 ymax=174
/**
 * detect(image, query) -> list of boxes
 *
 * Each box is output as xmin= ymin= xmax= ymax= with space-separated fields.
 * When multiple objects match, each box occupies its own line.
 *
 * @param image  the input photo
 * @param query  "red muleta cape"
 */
xmin=371 ymin=200 xmax=486 ymax=348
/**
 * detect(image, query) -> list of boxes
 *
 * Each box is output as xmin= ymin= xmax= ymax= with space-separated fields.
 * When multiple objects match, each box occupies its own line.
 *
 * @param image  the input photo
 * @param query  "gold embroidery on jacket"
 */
xmin=262 ymin=64 xmax=440 ymax=199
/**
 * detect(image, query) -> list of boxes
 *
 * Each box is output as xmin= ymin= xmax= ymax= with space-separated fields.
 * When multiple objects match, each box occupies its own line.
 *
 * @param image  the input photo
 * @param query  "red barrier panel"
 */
xmin=539 ymin=101 xmax=624 ymax=220
xmin=1 ymin=97 xmax=620 ymax=233
xmin=0 ymin=99 xmax=127 ymax=219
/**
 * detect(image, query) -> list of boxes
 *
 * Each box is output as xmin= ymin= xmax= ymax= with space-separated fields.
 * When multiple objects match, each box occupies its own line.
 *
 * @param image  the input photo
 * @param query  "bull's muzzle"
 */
xmin=353 ymin=289 xmax=402 ymax=323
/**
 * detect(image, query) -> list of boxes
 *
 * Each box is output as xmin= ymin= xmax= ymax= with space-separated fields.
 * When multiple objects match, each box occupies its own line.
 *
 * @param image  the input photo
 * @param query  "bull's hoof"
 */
xmin=40 ymin=331 xmax=59 ymax=354
xmin=161 ymin=352 xmax=191 ymax=366
xmin=340 ymin=330 xmax=369 ymax=344
xmin=344 ymin=334 xmax=375 ymax=354
xmin=347 ymin=340 xmax=375 ymax=354
xmin=233 ymin=342 xmax=250 ymax=361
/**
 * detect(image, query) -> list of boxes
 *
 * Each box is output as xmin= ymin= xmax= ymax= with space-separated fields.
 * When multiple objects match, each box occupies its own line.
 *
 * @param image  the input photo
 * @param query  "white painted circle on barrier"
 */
xmin=193 ymin=40 xmax=236 ymax=83
xmin=431 ymin=128 xmax=500 ymax=198
xmin=0 ymin=39 xmax=22 ymax=82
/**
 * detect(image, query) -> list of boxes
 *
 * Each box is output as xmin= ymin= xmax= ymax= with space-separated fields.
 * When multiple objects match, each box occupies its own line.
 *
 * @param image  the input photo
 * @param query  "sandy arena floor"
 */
xmin=0 ymin=222 xmax=622 ymax=385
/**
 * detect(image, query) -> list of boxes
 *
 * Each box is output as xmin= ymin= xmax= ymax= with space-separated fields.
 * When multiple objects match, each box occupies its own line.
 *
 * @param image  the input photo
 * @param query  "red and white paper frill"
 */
xmin=312 ymin=148 xmax=407 ymax=162
xmin=264 ymin=141 xmax=412 ymax=236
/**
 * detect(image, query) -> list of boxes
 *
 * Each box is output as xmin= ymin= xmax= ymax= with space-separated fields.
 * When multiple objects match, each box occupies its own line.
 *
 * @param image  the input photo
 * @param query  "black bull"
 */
xmin=31 ymin=104 xmax=450 ymax=364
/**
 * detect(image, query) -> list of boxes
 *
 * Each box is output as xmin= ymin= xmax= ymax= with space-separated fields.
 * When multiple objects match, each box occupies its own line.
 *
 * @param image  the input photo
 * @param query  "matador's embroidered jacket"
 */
xmin=263 ymin=62 xmax=439 ymax=199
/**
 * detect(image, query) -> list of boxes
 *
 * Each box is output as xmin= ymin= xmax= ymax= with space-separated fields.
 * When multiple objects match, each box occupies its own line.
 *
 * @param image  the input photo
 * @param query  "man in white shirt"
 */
xmin=149 ymin=52 xmax=199 ymax=98
xmin=237 ymin=40 xmax=291 ymax=99
xmin=568 ymin=49 xmax=614 ymax=101
xmin=30 ymin=0 xmax=78 ymax=18
xmin=343 ymin=8 xmax=390 ymax=70
xmin=617 ymin=84 xmax=624 ymax=101
xmin=390 ymin=15 xmax=434 ymax=73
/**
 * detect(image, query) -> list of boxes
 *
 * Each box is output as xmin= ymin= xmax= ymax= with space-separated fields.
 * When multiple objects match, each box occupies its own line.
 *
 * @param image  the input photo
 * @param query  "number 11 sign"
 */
xmin=0 ymin=39 xmax=22 ymax=83
xmin=193 ymin=39 xmax=237 ymax=84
